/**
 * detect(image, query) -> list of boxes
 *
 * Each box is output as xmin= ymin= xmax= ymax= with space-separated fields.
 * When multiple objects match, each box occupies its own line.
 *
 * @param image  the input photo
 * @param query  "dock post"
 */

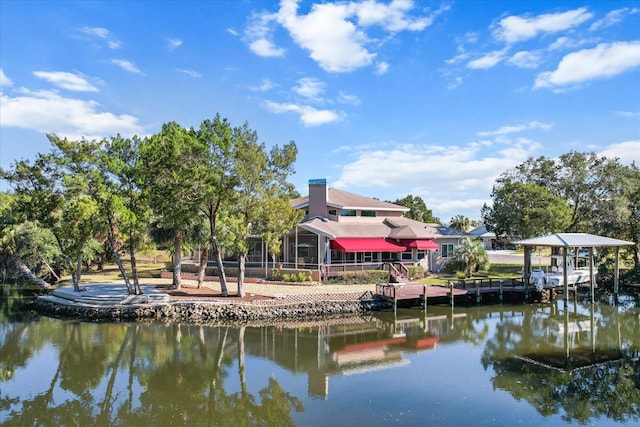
xmin=393 ymin=285 xmax=397 ymax=316
xmin=475 ymin=280 xmax=481 ymax=304
xmin=449 ymin=281 xmax=454 ymax=308
xmin=423 ymin=285 xmax=427 ymax=312
xmin=499 ymin=280 xmax=503 ymax=303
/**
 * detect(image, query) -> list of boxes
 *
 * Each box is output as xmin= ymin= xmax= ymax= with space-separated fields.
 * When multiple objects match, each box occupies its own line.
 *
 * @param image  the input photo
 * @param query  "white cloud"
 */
xmin=33 ymin=71 xmax=99 ymax=92
xmin=0 ymin=68 xmax=13 ymax=86
xmin=248 ymin=78 xmax=277 ymax=92
xmin=477 ymin=121 xmax=552 ymax=137
xmin=598 ymin=140 xmax=640 ymax=165
xmin=245 ymin=11 xmax=286 ymax=57
xmin=276 ymin=1 xmax=375 ymax=72
xmin=332 ymin=138 xmax=541 ymax=220
xmin=447 ymin=76 xmax=462 ymax=90
xmin=337 ymin=91 xmax=361 ymax=106
xmin=615 ymin=111 xmax=640 ymax=118
xmin=245 ymin=0 xmax=441 ymax=73
xmin=178 ymin=69 xmax=202 ymax=78
xmin=467 ymin=49 xmax=508 ymax=69
xmin=534 ymin=41 xmax=640 ymax=90
xmin=111 ymin=59 xmax=141 ymax=74
xmin=249 ymin=37 xmax=286 ymax=57
xmin=293 ymin=77 xmax=325 ymax=100
xmin=507 ymin=50 xmax=543 ymax=69
xmin=548 ymin=36 xmax=598 ymax=51
xmin=353 ymin=0 xmax=443 ymax=32
xmin=79 ymin=26 xmax=121 ymax=48
xmin=375 ymin=61 xmax=390 ymax=75
xmin=494 ymin=8 xmax=593 ymax=43
xmin=263 ymin=100 xmax=342 ymax=126
xmin=167 ymin=38 xmax=183 ymax=49
xmin=590 ymin=7 xmax=639 ymax=31
xmin=0 ymin=89 xmax=144 ymax=139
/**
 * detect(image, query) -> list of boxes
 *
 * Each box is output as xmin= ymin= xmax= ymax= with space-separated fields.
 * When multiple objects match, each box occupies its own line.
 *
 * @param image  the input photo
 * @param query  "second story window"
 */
xmin=328 ymin=209 xmax=337 ymax=216
xmin=361 ymin=210 xmax=376 ymax=217
xmin=340 ymin=209 xmax=356 ymax=217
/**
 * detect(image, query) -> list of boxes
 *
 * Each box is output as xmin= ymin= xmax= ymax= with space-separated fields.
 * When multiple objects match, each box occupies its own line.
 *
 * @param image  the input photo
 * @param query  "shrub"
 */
xmin=296 ymin=272 xmax=309 ymax=282
xmin=270 ymin=268 xmax=281 ymax=280
xmin=325 ymin=270 xmax=390 ymax=284
xmin=443 ymin=259 xmax=466 ymax=274
xmin=407 ymin=265 xmax=425 ymax=280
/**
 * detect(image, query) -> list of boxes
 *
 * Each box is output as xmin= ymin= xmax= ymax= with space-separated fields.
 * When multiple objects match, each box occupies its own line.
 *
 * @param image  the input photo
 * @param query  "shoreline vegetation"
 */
xmin=7 ymin=259 xmax=638 ymax=324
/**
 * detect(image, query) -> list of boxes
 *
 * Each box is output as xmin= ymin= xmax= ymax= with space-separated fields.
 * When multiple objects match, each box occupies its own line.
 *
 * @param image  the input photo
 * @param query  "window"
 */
xmin=401 ymin=250 xmax=413 ymax=261
xmin=441 ymin=243 xmax=455 ymax=258
xmin=340 ymin=209 xmax=356 ymax=216
xmin=417 ymin=250 xmax=426 ymax=260
xmin=328 ymin=209 xmax=337 ymax=216
xmin=363 ymin=252 xmax=373 ymax=263
xmin=361 ymin=210 xmax=376 ymax=217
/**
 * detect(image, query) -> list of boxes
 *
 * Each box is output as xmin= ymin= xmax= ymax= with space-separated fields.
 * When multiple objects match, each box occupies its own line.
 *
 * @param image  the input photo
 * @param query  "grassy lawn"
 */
xmin=418 ymin=263 xmax=523 ymax=286
xmin=59 ymin=260 xmax=164 ymax=285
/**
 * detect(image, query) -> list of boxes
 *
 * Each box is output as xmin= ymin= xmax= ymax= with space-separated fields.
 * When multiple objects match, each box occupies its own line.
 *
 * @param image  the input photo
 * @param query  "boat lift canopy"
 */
xmin=513 ymin=233 xmax=634 ymax=305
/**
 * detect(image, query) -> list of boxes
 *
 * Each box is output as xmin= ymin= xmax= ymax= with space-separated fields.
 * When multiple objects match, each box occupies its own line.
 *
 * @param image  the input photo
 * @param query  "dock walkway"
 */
xmin=375 ymin=277 xmax=532 ymax=310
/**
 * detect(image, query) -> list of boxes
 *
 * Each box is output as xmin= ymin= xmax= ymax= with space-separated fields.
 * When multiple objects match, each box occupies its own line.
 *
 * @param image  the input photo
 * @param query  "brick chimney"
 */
xmin=308 ymin=179 xmax=328 ymax=218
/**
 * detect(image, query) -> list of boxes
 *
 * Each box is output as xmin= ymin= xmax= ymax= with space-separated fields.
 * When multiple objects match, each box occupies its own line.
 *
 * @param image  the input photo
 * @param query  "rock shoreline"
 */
xmin=33 ymin=297 xmax=391 ymax=324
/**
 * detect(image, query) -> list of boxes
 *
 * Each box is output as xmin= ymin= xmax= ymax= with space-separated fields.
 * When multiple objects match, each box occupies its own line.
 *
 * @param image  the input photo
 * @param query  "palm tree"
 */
xmin=454 ymin=238 xmax=489 ymax=278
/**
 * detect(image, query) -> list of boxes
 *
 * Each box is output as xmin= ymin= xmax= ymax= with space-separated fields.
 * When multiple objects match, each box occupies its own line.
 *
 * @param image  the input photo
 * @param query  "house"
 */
xmin=468 ymin=225 xmax=497 ymax=250
xmin=246 ymin=179 xmax=467 ymax=279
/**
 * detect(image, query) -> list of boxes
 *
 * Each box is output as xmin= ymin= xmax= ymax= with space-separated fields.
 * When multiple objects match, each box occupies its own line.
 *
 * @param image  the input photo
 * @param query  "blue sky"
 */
xmin=1 ymin=1 xmax=639 ymax=222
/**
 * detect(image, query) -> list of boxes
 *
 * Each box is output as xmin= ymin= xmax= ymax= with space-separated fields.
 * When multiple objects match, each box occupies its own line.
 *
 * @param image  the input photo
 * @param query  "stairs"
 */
xmin=388 ymin=263 xmax=409 ymax=283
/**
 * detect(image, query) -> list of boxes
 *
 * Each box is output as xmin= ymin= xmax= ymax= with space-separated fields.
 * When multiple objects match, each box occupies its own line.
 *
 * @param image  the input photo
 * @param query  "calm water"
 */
xmin=1 ymin=287 xmax=639 ymax=427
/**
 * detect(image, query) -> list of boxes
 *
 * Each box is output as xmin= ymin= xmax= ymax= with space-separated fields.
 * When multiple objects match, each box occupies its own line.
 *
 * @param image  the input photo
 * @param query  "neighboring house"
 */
xmin=242 ymin=179 xmax=469 ymax=279
xmin=468 ymin=225 xmax=497 ymax=250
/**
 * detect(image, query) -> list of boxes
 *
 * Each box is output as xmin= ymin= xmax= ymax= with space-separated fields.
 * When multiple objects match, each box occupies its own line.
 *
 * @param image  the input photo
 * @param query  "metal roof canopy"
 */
xmin=512 ymin=233 xmax=633 ymax=306
xmin=512 ymin=233 xmax=633 ymax=248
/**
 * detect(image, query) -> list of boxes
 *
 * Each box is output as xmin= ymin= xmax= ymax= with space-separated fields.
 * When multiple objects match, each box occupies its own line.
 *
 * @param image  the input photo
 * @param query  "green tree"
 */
xmin=482 ymin=181 xmax=572 ymax=239
xmin=220 ymin=123 xmax=301 ymax=297
xmin=449 ymin=214 xmax=471 ymax=232
xmin=390 ymin=194 xmax=440 ymax=223
xmin=497 ymin=152 xmax=626 ymax=233
xmin=195 ymin=115 xmax=239 ymax=296
xmin=141 ymin=122 xmax=206 ymax=289
xmin=100 ymin=135 xmax=151 ymax=294
xmin=454 ymin=238 xmax=489 ymax=278
xmin=1 ymin=140 xmax=102 ymax=292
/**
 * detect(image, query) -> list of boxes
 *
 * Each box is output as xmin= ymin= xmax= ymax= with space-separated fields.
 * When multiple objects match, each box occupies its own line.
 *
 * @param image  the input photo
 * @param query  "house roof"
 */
xmin=291 ymin=188 xmax=409 ymax=212
xmin=299 ymin=216 xmax=468 ymax=240
xmin=512 ymin=233 xmax=633 ymax=248
xmin=468 ymin=225 xmax=496 ymax=238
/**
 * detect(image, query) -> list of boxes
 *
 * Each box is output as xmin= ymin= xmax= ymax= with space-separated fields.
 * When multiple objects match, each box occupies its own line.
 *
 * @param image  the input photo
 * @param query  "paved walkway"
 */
xmin=43 ymin=278 xmax=379 ymax=307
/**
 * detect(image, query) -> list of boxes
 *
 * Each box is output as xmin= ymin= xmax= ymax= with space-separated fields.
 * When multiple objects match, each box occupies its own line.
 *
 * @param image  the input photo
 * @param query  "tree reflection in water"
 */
xmin=0 ymin=315 xmax=303 ymax=426
xmin=1 ymin=286 xmax=639 ymax=426
xmin=482 ymin=299 xmax=640 ymax=423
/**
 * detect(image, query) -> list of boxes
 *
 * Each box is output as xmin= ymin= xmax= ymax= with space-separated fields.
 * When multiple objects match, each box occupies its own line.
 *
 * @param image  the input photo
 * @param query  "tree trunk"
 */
xmin=105 ymin=211 xmax=133 ymax=294
xmin=62 ymin=253 xmax=81 ymax=292
xmin=173 ymin=233 xmax=182 ymax=289
xmin=237 ymin=253 xmax=246 ymax=297
xmin=129 ymin=230 xmax=142 ymax=295
xmin=196 ymin=247 xmax=209 ymax=289
xmin=211 ymin=235 xmax=228 ymax=296
xmin=8 ymin=254 xmax=52 ymax=288
xmin=75 ymin=252 xmax=83 ymax=289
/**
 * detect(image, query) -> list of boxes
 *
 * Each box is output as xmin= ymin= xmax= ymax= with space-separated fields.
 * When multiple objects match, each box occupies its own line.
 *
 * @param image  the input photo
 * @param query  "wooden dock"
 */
xmin=375 ymin=277 xmax=540 ymax=311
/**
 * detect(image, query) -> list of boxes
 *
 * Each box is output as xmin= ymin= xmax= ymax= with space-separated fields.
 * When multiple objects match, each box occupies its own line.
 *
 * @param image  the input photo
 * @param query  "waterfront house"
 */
xmin=240 ymin=179 xmax=469 ymax=281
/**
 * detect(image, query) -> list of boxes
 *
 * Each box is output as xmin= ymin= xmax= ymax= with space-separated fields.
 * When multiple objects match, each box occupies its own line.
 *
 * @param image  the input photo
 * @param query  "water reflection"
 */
xmin=1 ymin=288 xmax=639 ymax=426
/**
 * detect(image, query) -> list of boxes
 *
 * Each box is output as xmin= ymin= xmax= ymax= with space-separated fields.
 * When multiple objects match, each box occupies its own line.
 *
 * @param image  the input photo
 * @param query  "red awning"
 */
xmin=330 ymin=238 xmax=406 ymax=252
xmin=401 ymin=239 xmax=439 ymax=250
